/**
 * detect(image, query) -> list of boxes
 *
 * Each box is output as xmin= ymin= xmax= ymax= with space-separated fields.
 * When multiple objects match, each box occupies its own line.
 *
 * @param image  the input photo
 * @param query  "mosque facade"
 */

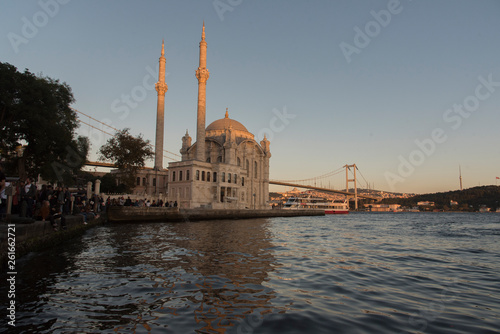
xmin=157 ymin=24 xmax=271 ymax=209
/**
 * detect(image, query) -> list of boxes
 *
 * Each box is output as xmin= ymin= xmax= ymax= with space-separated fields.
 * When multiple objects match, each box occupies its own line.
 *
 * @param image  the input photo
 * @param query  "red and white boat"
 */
xmin=283 ymin=193 xmax=349 ymax=214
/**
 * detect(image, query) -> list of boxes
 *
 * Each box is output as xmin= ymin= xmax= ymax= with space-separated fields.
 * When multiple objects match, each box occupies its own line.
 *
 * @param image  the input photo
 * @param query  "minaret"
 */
xmin=195 ymin=22 xmax=210 ymax=161
xmin=180 ymin=129 xmax=192 ymax=161
xmin=154 ymin=40 xmax=168 ymax=170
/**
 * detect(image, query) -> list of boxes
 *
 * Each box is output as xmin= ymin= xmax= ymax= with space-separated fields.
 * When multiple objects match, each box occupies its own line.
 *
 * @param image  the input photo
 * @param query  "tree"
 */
xmin=99 ymin=128 xmax=154 ymax=191
xmin=0 ymin=62 xmax=88 ymax=183
xmin=99 ymin=173 xmax=128 ymax=194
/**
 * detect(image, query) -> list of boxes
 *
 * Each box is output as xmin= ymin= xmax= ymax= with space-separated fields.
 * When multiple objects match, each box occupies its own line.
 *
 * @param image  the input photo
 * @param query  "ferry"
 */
xmin=283 ymin=193 xmax=349 ymax=214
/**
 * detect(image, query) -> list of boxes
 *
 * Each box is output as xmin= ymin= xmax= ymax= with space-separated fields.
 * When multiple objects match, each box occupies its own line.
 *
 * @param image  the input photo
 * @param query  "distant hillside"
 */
xmin=381 ymin=186 xmax=500 ymax=210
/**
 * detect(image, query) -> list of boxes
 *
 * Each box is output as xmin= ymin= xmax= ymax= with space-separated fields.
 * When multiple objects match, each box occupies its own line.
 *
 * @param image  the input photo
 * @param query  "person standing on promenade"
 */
xmin=39 ymin=200 xmax=51 ymax=222
xmin=21 ymin=177 xmax=36 ymax=217
xmin=38 ymin=184 xmax=49 ymax=203
xmin=12 ymin=179 xmax=24 ymax=214
xmin=63 ymin=187 xmax=71 ymax=214
xmin=47 ymin=192 xmax=67 ymax=230
xmin=56 ymin=186 xmax=65 ymax=214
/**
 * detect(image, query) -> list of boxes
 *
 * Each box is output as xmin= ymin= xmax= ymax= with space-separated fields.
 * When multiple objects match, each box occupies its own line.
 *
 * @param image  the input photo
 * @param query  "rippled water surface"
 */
xmin=2 ymin=213 xmax=500 ymax=333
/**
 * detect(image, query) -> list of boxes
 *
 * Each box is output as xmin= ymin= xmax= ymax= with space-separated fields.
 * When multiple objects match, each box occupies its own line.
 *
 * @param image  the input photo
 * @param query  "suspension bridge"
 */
xmin=270 ymin=164 xmax=382 ymax=210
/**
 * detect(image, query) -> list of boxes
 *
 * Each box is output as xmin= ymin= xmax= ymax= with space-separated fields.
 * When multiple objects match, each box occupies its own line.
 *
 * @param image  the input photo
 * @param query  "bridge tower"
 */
xmin=345 ymin=164 xmax=358 ymax=210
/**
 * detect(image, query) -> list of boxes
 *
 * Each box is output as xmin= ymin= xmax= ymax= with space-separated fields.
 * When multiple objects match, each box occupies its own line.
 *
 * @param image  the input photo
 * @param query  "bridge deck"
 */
xmin=269 ymin=181 xmax=380 ymax=201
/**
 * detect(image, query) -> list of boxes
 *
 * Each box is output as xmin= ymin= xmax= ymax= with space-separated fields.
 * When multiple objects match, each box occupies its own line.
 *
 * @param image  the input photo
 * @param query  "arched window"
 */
xmin=254 ymin=161 xmax=258 ymax=178
xmin=228 ymin=173 xmax=231 ymax=183
xmin=172 ymin=171 xmax=176 ymax=182
xmin=242 ymin=177 xmax=245 ymax=186
xmin=186 ymin=170 xmax=190 ymax=180
xmin=153 ymin=178 xmax=156 ymax=186
xmin=142 ymin=177 xmax=146 ymax=185
xmin=237 ymin=157 xmax=241 ymax=166
xmin=206 ymin=157 xmax=211 ymax=163
xmin=207 ymin=172 xmax=211 ymax=182
xmin=136 ymin=177 xmax=140 ymax=186
xmin=234 ymin=174 xmax=237 ymax=184
xmin=217 ymin=156 xmax=223 ymax=163
xmin=213 ymin=172 xmax=217 ymax=182
xmin=196 ymin=170 xmax=200 ymax=180
xmin=179 ymin=171 xmax=183 ymax=181
xmin=222 ymin=172 xmax=226 ymax=182
xmin=202 ymin=171 xmax=205 ymax=181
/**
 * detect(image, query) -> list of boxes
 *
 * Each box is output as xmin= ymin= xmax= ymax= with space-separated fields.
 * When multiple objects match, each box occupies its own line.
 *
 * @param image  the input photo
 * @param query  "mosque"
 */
xmin=149 ymin=23 xmax=271 ymax=209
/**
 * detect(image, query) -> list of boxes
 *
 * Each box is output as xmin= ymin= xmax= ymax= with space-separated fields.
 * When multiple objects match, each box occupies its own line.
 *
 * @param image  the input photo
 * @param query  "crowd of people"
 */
xmin=0 ymin=173 xmax=103 ymax=229
xmin=0 ymin=162 xmax=177 ymax=227
xmin=107 ymin=196 xmax=177 ymax=208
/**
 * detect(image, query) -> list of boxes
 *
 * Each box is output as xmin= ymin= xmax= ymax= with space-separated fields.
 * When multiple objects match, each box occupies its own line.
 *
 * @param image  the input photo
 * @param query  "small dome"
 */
xmin=206 ymin=109 xmax=249 ymax=133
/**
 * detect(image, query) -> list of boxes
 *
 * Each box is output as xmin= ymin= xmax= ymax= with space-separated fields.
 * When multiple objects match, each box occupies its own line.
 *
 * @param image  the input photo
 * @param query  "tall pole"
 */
xmin=345 ymin=165 xmax=349 ymax=193
xmin=353 ymin=164 xmax=358 ymax=210
xmin=459 ymin=165 xmax=463 ymax=191
xmin=155 ymin=40 xmax=168 ymax=170
xmin=195 ymin=22 xmax=210 ymax=161
xmin=345 ymin=164 xmax=358 ymax=210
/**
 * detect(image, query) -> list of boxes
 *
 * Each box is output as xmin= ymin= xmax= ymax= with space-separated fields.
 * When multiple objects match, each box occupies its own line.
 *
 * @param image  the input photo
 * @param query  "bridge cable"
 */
xmin=73 ymin=108 xmax=181 ymax=160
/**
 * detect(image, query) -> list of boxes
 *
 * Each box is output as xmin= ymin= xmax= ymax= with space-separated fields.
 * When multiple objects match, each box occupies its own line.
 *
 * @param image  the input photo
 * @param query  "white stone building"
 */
xmin=168 ymin=109 xmax=271 ymax=209
xmin=165 ymin=24 xmax=271 ymax=209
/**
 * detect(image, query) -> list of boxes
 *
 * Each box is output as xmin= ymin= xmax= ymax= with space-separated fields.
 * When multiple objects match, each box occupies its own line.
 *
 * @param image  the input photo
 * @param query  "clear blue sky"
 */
xmin=2 ymin=0 xmax=499 ymax=194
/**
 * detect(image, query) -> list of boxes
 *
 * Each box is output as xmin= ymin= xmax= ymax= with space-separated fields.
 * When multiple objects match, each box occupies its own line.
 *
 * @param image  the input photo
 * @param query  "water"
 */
xmin=2 ymin=213 xmax=500 ymax=333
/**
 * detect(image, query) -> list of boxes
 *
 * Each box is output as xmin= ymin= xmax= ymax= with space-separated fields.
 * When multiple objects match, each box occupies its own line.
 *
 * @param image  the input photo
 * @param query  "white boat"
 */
xmin=283 ymin=193 xmax=349 ymax=214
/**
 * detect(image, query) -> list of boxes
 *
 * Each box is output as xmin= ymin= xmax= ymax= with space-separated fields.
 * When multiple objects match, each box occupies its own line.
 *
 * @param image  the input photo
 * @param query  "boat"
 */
xmin=283 ymin=193 xmax=349 ymax=214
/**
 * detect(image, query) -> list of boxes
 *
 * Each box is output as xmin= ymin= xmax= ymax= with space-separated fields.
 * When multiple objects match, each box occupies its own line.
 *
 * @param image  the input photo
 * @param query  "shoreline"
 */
xmin=107 ymin=206 xmax=325 ymax=223
xmin=0 ymin=214 xmax=103 ymax=269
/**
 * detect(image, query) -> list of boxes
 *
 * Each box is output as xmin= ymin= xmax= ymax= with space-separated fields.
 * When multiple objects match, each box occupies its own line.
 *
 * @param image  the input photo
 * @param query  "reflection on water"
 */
xmin=1 ymin=213 xmax=500 ymax=333
xmin=3 ymin=219 xmax=278 ymax=333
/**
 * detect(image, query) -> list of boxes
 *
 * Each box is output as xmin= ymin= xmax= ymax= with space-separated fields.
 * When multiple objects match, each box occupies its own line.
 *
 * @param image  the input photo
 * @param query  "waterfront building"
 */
xmin=166 ymin=24 xmax=271 ymax=209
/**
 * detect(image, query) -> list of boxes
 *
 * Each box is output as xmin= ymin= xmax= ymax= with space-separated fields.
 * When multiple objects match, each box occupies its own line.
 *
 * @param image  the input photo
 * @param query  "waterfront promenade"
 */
xmin=0 ymin=214 xmax=103 ymax=268
xmin=106 ymin=206 xmax=325 ymax=223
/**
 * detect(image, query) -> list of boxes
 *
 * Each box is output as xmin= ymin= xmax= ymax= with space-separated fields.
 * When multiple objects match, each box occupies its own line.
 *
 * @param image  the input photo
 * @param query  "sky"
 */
xmin=1 ymin=0 xmax=499 ymax=194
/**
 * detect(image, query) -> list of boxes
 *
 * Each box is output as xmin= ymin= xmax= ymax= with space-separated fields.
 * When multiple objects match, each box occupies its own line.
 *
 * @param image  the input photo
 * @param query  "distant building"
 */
xmin=365 ymin=204 xmax=401 ymax=212
xmin=479 ymin=205 xmax=490 ymax=213
xmin=417 ymin=201 xmax=435 ymax=206
xmin=450 ymin=200 xmax=458 ymax=206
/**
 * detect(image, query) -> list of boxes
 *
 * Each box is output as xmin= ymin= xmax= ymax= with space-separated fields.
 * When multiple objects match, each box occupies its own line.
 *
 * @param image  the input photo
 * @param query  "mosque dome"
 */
xmin=205 ymin=109 xmax=250 ymax=133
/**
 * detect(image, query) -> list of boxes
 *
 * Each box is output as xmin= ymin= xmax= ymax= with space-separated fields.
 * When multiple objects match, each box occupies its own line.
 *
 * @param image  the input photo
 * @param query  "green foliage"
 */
xmin=99 ymin=128 xmax=154 ymax=191
xmin=99 ymin=173 xmax=128 ymax=194
xmin=0 ymin=62 xmax=88 ymax=182
xmin=381 ymin=186 xmax=500 ymax=211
